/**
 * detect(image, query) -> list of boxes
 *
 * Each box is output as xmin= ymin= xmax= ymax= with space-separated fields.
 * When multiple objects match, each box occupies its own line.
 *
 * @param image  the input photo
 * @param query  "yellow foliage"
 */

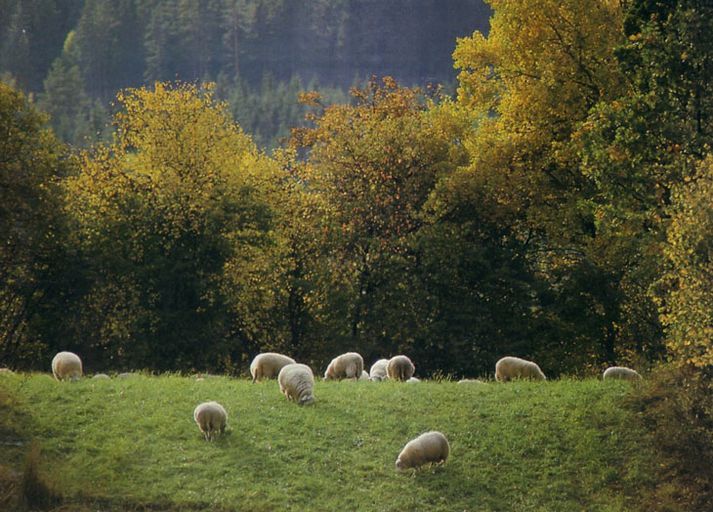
xmin=63 ymin=82 xmax=291 ymax=347
xmin=66 ymin=82 xmax=284 ymax=246
xmin=659 ymin=157 xmax=713 ymax=368
xmin=452 ymin=0 xmax=625 ymax=244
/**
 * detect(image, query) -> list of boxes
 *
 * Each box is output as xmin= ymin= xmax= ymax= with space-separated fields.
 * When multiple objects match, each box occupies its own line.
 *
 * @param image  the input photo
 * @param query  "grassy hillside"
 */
xmin=0 ymin=373 xmax=658 ymax=511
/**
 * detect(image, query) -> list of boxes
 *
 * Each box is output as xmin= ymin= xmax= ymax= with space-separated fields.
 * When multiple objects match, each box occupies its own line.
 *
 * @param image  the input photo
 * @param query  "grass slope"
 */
xmin=0 ymin=373 xmax=657 ymax=511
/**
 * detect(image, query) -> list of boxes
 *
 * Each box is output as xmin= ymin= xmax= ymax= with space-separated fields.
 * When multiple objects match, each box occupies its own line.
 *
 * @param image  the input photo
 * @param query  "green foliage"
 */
xmin=217 ymin=72 xmax=349 ymax=149
xmin=576 ymin=0 xmax=713 ymax=366
xmin=0 ymin=0 xmax=82 ymax=92
xmin=0 ymin=373 xmax=660 ymax=511
xmin=38 ymin=31 xmax=110 ymax=146
xmin=415 ymin=157 xmax=544 ymax=375
xmin=73 ymin=0 xmax=144 ymax=100
xmin=0 ymin=82 xmax=73 ymax=366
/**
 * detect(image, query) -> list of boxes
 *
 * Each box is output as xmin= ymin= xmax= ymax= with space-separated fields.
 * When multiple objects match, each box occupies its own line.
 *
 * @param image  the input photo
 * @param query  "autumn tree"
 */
xmin=291 ymin=78 xmax=467 ymax=363
xmin=61 ymin=82 xmax=286 ymax=371
xmin=453 ymin=0 xmax=634 ymax=370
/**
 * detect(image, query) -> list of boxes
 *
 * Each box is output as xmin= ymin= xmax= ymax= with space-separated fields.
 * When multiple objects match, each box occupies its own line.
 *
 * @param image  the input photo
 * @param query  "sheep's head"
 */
xmin=299 ymin=394 xmax=315 ymax=406
xmin=323 ymin=365 xmax=334 ymax=380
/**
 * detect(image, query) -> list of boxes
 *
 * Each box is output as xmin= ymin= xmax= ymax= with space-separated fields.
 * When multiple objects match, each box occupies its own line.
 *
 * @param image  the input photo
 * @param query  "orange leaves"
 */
xmin=289 ymin=77 xmax=462 ymax=265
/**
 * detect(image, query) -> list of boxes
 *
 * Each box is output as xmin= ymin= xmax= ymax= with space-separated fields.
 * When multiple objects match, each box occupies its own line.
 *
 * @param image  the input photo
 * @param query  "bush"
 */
xmin=630 ymin=365 xmax=713 ymax=510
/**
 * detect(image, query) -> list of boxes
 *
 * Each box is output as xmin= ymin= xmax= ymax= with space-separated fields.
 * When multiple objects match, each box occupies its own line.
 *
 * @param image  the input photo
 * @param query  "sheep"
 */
xmin=387 ymin=355 xmax=415 ymax=381
xmin=193 ymin=401 xmax=228 ymax=441
xmin=495 ymin=356 xmax=546 ymax=382
xmin=359 ymin=370 xmax=370 ymax=381
xmin=369 ymin=359 xmax=389 ymax=381
xmin=51 ymin=351 xmax=83 ymax=381
xmin=603 ymin=366 xmax=642 ymax=381
xmin=250 ymin=352 xmax=297 ymax=383
xmin=396 ymin=431 xmax=450 ymax=471
xmin=407 ymin=377 xmax=420 ymax=383
xmin=92 ymin=373 xmax=110 ymax=380
xmin=278 ymin=363 xmax=315 ymax=405
xmin=0 ymin=368 xmax=15 ymax=375
xmin=324 ymin=352 xmax=364 ymax=380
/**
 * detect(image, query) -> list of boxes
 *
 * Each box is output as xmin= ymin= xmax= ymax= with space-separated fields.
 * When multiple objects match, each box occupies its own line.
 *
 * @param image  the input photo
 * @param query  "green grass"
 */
xmin=0 ymin=373 xmax=659 ymax=511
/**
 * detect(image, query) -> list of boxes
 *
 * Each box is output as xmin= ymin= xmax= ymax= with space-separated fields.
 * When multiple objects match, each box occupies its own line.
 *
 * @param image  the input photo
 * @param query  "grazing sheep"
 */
xmin=92 ymin=373 xmax=110 ymax=380
xmin=603 ymin=366 xmax=642 ymax=381
xmin=495 ymin=356 xmax=546 ymax=382
xmin=369 ymin=359 xmax=389 ymax=381
xmin=193 ymin=401 xmax=228 ymax=441
xmin=396 ymin=431 xmax=450 ymax=471
xmin=407 ymin=377 xmax=420 ymax=383
xmin=387 ymin=355 xmax=415 ymax=381
xmin=359 ymin=370 xmax=370 ymax=381
xmin=0 ymin=368 xmax=14 ymax=375
xmin=278 ymin=363 xmax=315 ymax=405
xmin=324 ymin=352 xmax=364 ymax=380
xmin=250 ymin=352 xmax=297 ymax=383
xmin=51 ymin=351 xmax=83 ymax=381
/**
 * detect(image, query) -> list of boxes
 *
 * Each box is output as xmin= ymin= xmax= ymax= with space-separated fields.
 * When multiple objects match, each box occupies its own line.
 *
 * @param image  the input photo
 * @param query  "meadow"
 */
xmin=0 ymin=373 xmax=659 ymax=511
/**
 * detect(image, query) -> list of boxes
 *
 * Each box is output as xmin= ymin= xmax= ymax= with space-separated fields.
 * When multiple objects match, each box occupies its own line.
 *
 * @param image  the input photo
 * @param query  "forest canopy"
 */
xmin=1 ymin=0 xmax=712 ymax=379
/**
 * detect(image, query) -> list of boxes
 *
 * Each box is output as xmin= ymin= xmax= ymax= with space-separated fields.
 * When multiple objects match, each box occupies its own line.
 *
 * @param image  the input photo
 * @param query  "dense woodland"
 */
xmin=0 ymin=0 xmax=490 ymax=147
xmin=1 ymin=0 xmax=712 ymax=384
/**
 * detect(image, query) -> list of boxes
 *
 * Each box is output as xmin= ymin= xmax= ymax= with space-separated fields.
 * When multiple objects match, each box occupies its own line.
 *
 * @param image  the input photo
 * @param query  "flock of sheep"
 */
xmin=44 ymin=350 xmax=643 ymax=471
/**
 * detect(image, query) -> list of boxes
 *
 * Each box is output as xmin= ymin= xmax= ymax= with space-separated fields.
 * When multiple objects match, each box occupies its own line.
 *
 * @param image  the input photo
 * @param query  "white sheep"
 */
xmin=359 ymin=370 xmax=370 ymax=381
xmin=0 ymin=368 xmax=15 ymax=375
xmin=603 ymin=366 xmax=642 ymax=381
xmin=51 ymin=351 xmax=83 ymax=381
xmin=278 ymin=363 xmax=315 ymax=405
xmin=387 ymin=355 xmax=415 ymax=381
xmin=92 ymin=373 xmax=110 ymax=380
xmin=495 ymin=356 xmax=546 ymax=382
xmin=369 ymin=359 xmax=389 ymax=381
xmin=407 ymin=377 xmax=420 ymax=383
xmin=193 ymin=401 xmax=228 ymax=441
xmin=396 ymin=431 xmax=450 ymax=471
xmin=324 ymin=352 xmax=364 ymax=380
xmin=250 ymin=352 xmax=297 ymax=383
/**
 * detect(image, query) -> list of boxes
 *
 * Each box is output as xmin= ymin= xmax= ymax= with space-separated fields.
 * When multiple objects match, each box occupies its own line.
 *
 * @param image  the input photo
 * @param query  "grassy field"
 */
xmin=0 ymin=372 xmax=660 ymax=511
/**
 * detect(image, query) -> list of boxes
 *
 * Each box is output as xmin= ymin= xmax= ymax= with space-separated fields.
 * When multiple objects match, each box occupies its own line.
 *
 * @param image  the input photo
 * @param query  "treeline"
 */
xmin=1 ymin=0 xmax=712 ymax=379
xmin=0 ymin=0 xmax=489 ymax=147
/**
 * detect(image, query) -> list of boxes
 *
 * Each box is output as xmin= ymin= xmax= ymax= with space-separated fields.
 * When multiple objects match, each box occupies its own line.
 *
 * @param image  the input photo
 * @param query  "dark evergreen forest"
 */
xmin=0 ymin=0 xmax=490 ymax=147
